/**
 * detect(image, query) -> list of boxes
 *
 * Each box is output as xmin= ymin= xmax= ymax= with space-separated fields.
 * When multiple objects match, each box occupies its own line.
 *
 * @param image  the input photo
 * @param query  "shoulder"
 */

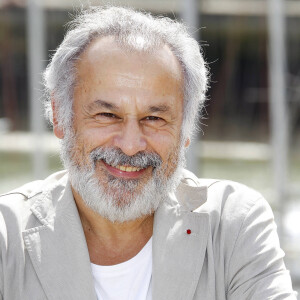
xmin=202 ymin=178 xmax=267 ymax=222
xmin=178 ymin=169 xmax=272 ymax=241
xmin=0 ymin=170 xmax=68 ymax=208
xmin=179 ymin=168 xmax=267 ymax=218
xmin=0 ymin=171 xmax=68 ymax=234
xmin=0 ymin=170 xmax=68 ymax=198
xmin=200 ymin=179 xmax=273 ymax=253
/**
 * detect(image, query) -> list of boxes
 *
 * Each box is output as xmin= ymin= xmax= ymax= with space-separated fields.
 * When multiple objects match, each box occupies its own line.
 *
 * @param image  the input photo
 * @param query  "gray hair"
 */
xmin=43 ymin=6 xmax=208 ymax=140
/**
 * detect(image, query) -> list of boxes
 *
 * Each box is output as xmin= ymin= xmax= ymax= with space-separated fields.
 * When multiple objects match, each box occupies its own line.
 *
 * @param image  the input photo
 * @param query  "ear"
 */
xmin=184 ymin=138 xmax=190 ymax=148
xmin=51 ymin=99 xmax=64 ymax=139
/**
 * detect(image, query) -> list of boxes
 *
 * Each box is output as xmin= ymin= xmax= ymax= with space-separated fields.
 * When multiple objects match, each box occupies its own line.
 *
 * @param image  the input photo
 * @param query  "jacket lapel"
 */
xmin=152 ymin=184 xmax=209 ymax=300
xmin=22 ymin=177 xmax=97 ymax=300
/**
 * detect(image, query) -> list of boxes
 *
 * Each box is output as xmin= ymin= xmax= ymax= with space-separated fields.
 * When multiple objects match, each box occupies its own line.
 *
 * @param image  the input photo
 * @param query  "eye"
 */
xmin=94 ymin=112 xmax=121 ymax=123
xmin=97 ymin=112 xmax=118 ymax=118
xmin=141 ymin=116 xmax=167 ymax=128
xmin=144 ymin=116 xmax=163 ymax=121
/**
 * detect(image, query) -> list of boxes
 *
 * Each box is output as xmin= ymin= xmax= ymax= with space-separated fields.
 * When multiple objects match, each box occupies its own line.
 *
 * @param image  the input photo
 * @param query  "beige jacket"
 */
xmin=0 ymin=170 xmax=297 ymax=300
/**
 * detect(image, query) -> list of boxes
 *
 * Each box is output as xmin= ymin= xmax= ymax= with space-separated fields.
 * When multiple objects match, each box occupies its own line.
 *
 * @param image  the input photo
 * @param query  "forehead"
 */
xmin=78 ymin=36 xmax=182 ymax=75
xmin=74 ymin=36 xmax=183 ymax=102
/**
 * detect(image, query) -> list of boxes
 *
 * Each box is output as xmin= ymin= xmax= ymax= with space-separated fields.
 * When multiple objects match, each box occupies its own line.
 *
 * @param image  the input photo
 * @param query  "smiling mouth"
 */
xmin=113 ymin=164 xmax=143 ymax=172
xmin=102 ymin=160 xmax=146 ymax=173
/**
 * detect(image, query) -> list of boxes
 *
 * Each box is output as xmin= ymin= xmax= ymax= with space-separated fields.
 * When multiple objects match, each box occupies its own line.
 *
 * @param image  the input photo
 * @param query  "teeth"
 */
xmin=114 ymin=165 xmax=142 ymax=172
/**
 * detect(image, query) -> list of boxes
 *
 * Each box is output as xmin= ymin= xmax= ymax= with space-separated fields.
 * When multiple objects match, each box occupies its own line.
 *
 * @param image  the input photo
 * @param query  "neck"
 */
xmin=72 ymin=187 xmax=154 ymax=266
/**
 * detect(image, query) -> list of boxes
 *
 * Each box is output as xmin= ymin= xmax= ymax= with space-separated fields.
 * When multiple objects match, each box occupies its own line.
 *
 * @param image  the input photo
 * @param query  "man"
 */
xmin=0 ymin=6 xmax=297 ymax=300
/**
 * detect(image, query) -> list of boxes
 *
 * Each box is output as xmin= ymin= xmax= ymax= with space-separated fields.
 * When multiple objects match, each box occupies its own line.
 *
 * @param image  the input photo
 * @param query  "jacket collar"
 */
xmin=22 ymin=173 xmax=97 ymax=300
xmin=22 ymin=170 xmax=209 ymax=300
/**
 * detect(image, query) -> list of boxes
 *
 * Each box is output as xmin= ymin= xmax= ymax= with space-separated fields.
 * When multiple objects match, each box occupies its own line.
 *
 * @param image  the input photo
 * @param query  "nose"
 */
xmin=114 ymin=119 xmax=147 ymax=156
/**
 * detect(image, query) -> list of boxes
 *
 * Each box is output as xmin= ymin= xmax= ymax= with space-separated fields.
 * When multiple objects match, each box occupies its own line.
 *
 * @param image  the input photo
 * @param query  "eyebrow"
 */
xmin=87 ymin=99 xmax=120 ymax=111
xmin=148 ymin=105 xmax=171 ymax=114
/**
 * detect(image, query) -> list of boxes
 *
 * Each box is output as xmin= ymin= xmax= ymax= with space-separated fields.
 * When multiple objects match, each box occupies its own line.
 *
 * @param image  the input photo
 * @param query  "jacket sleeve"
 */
xmin=226 ymin=197 xmax=297 ymax=299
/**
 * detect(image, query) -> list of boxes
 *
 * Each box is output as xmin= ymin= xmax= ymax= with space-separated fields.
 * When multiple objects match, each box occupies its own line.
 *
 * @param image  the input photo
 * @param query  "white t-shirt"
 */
xmin=91 ymin=237 xmax=152 ymax=300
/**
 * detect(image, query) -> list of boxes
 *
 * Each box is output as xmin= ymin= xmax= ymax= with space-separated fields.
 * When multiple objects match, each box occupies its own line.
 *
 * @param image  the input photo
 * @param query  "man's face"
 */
xmin=56 ymin=36 xmax=186 ymax=222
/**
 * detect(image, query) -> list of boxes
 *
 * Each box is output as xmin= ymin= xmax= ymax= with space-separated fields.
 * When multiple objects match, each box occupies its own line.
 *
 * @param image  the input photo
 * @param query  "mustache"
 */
xmin=90 ymin=147 xmax=162 ymax=169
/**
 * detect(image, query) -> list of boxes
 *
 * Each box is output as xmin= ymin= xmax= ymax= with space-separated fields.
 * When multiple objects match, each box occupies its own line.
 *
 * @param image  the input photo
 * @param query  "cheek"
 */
xmin=69 ymin=132 xmax=97 ymax=167
xmin=68 ymin=138 xmax=89 ymax=166
xmin=145 ymin=127 xmax=181 ymax=150
xmin=77 ymin=125 xmax=121 ymax=148
xmin=156 ymin=143 xmax=182 ymax=179
xmin=147 ymin=135 xmax=180 ymax=170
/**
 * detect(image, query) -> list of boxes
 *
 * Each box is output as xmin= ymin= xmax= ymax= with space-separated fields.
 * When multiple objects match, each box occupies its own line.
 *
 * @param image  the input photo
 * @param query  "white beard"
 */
xmin=60 ymin=129 xmax=185 ymax=223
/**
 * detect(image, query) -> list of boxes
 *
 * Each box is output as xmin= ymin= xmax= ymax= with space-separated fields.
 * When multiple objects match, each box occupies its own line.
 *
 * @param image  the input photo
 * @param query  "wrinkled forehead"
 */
xmin=75 ymin=35 xmax=184 ymax=88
